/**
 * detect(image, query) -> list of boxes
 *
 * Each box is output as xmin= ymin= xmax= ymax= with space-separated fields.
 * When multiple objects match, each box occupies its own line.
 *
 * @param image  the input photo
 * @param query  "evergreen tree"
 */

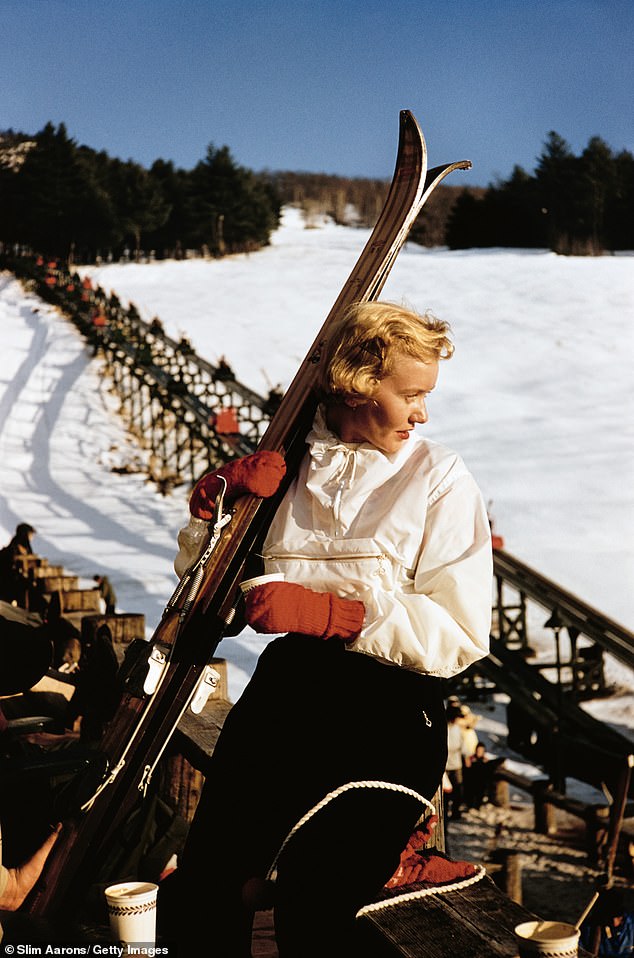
xmin=447 ymin=132 xmax=633 ymax=253
xmin=446 ymin=190 xmax=488 ymax=250
xmin=3 ymin=123 xmax=114 ymax=258
xmin=486 ymin=166 xmax=545 ymax=248
xmin=606 ymin=150 xmax=634 ymax=250
xmin=535 ymin=131 xmax=578 ymax=253
xmin=106 ymin=159 xmax=171 ymax=260
xmin=189 ymin=144 xmax=280 ymax=254
xmin=145 ymin=159 xmax=190 ymax=258
xmin=576 ymin=137 xmax=616 ymax=253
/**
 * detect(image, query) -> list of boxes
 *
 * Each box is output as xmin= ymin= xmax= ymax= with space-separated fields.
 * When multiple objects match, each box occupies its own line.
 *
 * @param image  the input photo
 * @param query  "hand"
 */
xmin=0 ymin=823 xmax=62 ymax=910
xmin=244 ymin=581 xmax=365 ymax=642
xmin=412 ymin=850 xmax=477 ymax=884
xmin=190 ymin=450 xmax=286 ymax=520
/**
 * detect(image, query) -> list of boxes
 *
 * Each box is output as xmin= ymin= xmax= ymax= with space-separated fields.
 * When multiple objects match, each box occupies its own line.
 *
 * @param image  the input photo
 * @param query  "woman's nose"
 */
xmin=410 ymin=399 xmax=428 ymax=424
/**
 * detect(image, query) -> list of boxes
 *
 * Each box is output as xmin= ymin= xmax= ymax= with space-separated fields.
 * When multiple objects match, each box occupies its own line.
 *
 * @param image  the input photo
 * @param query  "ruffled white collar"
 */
xmin=304 ymin=405 xmax=415 ymax=531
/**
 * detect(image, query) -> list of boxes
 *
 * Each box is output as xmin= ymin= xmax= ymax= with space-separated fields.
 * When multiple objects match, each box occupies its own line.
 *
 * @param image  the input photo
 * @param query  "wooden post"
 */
xmin=429 ymin=783 xmax=445 ymax=854
xmin=604 ymin=756 xmax=633 ymax=881
xmin=490 ymin=848 xmax=523 ymax=904
xmin=492 ymin=777 xmax=509 ymax=807
xmin=534 ymin=787 xmax=557 ymax=835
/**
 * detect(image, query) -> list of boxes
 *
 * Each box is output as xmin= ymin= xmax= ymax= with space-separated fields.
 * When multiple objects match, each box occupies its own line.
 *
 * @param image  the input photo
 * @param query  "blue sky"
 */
xmin=2 ymin=0 xmax=632 ymax=186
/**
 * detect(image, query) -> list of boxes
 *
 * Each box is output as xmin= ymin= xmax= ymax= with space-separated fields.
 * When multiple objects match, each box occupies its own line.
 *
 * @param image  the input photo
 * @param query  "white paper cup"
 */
xmin=239 ymin=573 xmax=285 ymax=595
xmin=105 ymin=880 xmax=158 ymax=949
xmin=514 ymin=920 xmax=580 ymax=957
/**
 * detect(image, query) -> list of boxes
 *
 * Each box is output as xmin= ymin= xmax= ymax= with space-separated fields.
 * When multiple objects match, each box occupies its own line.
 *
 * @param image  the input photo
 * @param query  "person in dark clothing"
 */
xmin=93 ymin=575 xmax=117 ymax=614
xmin=464 ymin=741 xmax=489 ymax=809
xmin=0 ymin=616 xmax=62 ymax=942
xmin=0 ymin=610 xmax=52 ymax=698
xmin=0 ymin=601 xmax=74 ymax=731
xmin=0 ymin=524 xmax=36 ymax=605
xmin=7 ymin=524 xmax=35 ymax=556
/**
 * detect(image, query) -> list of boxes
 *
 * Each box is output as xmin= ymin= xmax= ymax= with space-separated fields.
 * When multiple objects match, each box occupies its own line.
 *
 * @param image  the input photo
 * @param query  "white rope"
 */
xmin=266 ymin=780 xmax=435 ymax=881
xmin=356 ymin=863 xmax=487 ymax=916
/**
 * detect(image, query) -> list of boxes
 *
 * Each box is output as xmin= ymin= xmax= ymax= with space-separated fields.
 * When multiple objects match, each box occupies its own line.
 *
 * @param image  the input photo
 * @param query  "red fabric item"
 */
xmin=244 ymin=581 xmax=365 ymax=642
xmin=213 ymin=408 xmax=240 ymax=435
xmin=385 ymin=819 xmax=476 ymax=889
xmin=189 ymin=450 xmax=286 ymax=519
xmin=415 ymin=814 xmax=439 ymax=845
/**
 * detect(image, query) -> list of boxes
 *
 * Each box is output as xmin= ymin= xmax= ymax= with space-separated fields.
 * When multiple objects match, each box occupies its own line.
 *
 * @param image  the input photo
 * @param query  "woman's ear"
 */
xmin=344 ymin=394 xmax=372 ymax=409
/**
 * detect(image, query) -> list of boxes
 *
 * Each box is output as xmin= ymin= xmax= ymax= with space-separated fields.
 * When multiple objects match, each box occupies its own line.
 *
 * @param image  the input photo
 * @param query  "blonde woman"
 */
xmin=162 ymin=301 xmax=492 ymax=956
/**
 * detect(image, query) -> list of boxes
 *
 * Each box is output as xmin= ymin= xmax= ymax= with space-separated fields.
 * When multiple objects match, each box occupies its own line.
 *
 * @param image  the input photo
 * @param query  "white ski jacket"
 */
xmin=261 ymin=406 xmax=492 ymax=678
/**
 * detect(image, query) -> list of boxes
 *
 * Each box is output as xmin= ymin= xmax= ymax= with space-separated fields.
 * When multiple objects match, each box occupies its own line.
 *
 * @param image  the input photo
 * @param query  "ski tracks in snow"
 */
xmin=0 ymin=273 xmax=185 ymax=632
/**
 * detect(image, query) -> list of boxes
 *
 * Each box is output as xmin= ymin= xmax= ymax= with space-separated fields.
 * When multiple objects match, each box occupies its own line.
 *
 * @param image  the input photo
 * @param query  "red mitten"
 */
xmin=190 ymin=451 xmax=286 ymax=519
xmin=385 ymin=847 xmax=476 ymax=889
xmin=244 ymin=581 xmax=365 ymax=642
xmin=413 ymin=851 xmax=477 ymax=884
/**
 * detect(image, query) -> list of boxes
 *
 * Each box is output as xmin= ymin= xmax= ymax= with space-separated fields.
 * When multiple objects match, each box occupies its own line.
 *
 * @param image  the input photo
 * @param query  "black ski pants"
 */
xmin=158 ymin=633 xmax=448 ymax=957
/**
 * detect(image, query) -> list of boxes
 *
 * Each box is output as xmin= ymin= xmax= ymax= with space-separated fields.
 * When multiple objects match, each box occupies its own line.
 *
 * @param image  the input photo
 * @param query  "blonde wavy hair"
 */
xmin=318 ymin=301 xmax=454 ymax=402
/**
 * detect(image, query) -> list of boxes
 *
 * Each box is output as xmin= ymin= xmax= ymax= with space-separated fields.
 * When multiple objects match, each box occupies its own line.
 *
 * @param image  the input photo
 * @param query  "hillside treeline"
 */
xmin=0 ymin=122 xmax=281 ymax=262
xmin=1 ymin=123 xmax=631 ymax=261
xmin=447 ymin=132 xmax=634 ymax=254
xmin=264 ymin=170 xmax=389 ymax=228
xmin=264 ymin=130 xmax=634 ymax=254
xmin=266 ymin=170 xmax=472 ymax=247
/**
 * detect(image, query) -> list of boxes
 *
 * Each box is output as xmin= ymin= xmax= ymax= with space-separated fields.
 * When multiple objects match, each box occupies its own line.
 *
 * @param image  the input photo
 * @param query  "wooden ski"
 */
xmin=26 ymin=110 xmax=471 ymax=919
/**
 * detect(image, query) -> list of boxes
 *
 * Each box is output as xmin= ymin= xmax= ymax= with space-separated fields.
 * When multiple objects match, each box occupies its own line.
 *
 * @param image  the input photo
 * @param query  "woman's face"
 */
xmin=337 ymin=353 xmax=439 ymax=454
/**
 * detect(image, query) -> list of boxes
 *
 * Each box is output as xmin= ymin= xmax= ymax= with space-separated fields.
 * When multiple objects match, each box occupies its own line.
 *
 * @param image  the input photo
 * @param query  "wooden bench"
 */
xmin=80 ymin=612 xmax=146 ymax=646
xmin=40 ymin=574 xmax=80 ymax=592
xmin=30 ymin=563 xmax=65 ymax=579
xmin=357 ymin=875 xmax=593 ymax=957
xmin=45 ymin=587 xmax=102 ymax=614
xmin=12 ymin=554 xmax=51 ymax=576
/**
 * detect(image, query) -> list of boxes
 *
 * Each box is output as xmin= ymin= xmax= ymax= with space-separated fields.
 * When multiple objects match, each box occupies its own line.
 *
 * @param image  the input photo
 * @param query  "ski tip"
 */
xmin=398 ymin=110 xmax=425 ymax=155
xmin=399 ymin=109 xmax=419 ymax=127
xmin=425 ymin=159 xmax=472 ymax=183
